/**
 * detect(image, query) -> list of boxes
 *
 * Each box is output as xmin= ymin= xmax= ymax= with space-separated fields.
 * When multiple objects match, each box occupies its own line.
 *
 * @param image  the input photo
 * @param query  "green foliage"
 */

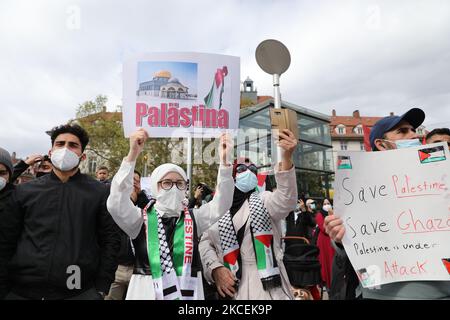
xmin=76 ymin=95 xmax=108 ymax=118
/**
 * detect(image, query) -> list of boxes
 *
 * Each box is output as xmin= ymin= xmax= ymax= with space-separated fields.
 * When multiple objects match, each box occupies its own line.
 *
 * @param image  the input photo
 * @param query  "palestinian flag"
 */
xmin=418 ymin=146 xmax=446 ymax=164
xmin=337 ymin=155 xmax=352 ymax=169
xmin=254 ymin=233 xmax=274 ymax=271
xmin=442 ymin=259 xmax=450 ymax=275
xmin=204 ymin=66 xmax=228 ymax=109
xmin=223 ymin=245 xmax=240 ymax=273
xmin=256 ymin=172 xmax=267 ymax=192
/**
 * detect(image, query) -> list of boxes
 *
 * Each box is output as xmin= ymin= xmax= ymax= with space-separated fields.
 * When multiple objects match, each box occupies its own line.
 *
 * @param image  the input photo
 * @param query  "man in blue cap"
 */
xmin=324 ymin=107 xmax=450 ymax=300
xmin=369 ymin=107 xmax=425 ymax=151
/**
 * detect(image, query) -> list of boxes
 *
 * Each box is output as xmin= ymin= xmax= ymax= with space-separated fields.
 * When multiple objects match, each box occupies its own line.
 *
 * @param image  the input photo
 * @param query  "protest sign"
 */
xmin=334 ymin=142 xmax=450 ymax=287
xmin=123 ymin=52 xmax=240 ymax=138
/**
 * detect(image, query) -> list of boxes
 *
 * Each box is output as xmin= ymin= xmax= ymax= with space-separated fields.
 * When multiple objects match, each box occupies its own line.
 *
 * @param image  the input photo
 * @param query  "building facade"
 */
xmin=239 ymin=99 xmax=334 ymax=201
xmin=330 ymin=109 xmax=427 ymax=169
xmin=137 ymin=70 xmax=190 ymax=99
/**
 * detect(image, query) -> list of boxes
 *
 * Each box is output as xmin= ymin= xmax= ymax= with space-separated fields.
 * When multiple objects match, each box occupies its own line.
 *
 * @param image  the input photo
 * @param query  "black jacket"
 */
xmin=0 ymin=183 xmax=15 ymax=297
xmin=0 ymin=170 xmax=120 ymax=299
xmin=285 ymin=210 xmax=317 ymax=246
xmin=329 ymin=242 xmax=359 ymax=300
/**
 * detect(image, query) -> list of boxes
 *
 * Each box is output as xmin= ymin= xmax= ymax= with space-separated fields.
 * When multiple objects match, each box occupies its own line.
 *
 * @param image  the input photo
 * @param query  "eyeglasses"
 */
xmin=158 ymin=179 xmax=188 ymax=190
xmin=236 ymin=163 xmax=258 ymax=175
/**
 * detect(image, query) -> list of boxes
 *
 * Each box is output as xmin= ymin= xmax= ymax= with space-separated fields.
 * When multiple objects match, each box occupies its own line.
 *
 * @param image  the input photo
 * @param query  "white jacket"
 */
xmin=199 ymin=165 xmax=298 ymax=300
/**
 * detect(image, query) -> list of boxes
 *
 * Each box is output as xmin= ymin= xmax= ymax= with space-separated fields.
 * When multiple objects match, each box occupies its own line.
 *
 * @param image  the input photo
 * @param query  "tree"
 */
xmin=74 ymin=95 xmax=186 ymax=177
xmin=76 ymin=95 xmax=108 ymax=118
xmin=74 ymin=95 xmax=129 ymax=174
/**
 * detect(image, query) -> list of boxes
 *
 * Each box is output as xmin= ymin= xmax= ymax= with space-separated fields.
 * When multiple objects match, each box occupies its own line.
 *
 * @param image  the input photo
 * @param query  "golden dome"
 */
xmin=154 ymin=70 xmax=171 ymax=78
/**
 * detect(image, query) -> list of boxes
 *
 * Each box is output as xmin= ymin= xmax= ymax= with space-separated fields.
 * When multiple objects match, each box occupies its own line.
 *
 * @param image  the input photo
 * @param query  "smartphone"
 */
xmin=269 ymin=108 xmax=299 ymax=140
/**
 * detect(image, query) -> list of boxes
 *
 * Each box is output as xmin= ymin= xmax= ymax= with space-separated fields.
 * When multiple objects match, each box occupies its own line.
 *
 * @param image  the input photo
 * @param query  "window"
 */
xmin=88 ymin=158 xmax=97 ymax=174
xmin=340 ymin=141 xmax=347 ymax=150
xmin=417 ymin=128 xmax=423 ymax=135
xmin=360 ymin=141 xmax=365 ymax=151
xmin=336 ymin=125 xmax=346 ymax=135
xmin=355 ymin=126 xmax=363 ymax=135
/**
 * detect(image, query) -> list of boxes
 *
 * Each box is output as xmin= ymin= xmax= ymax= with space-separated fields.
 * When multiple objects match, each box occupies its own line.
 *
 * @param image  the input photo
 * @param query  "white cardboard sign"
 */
xmin=123 ymin=52 xmax=240 ymax=138
xmin=334 ymin=142 xmax=450 ymax=287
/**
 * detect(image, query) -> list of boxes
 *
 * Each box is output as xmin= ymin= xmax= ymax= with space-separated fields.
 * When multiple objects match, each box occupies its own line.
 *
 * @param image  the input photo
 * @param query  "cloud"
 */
xmin=1 ymin=0 xmax=449 ymax=157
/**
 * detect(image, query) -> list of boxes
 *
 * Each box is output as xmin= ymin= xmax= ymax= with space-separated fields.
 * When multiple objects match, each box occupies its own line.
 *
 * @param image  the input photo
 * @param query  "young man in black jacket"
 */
xmin=0 ymin=124 xmax=120 ymax=300
xmin=0 ymin=147 xmax=16 ymax=298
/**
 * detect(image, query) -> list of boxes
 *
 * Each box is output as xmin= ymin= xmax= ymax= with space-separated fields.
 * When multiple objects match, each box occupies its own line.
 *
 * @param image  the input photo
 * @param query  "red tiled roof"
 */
xmin=330 ymin=116 xmax=383 ymax=127
xmin=257 ymin=96 xmax=272 ymax=104
xmin=330 ymin=115 xmax=384 ymax=137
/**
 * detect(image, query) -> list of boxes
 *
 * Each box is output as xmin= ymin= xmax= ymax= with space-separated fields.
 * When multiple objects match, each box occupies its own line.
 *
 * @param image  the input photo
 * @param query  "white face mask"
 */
xmin=0 ymin=177 xmax=6 ymax=191
xmin=155 ymin=186 xmax=185 ymax=217
xmin=323 ymin=204 xmax=332 ymax=212
xmin=51 ymin=148 xmax=81 ymax=172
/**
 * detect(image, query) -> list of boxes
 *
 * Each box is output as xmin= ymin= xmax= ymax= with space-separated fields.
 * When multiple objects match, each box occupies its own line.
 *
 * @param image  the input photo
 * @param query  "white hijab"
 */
xmin=149 ymin=163 xmax=188 ymax=218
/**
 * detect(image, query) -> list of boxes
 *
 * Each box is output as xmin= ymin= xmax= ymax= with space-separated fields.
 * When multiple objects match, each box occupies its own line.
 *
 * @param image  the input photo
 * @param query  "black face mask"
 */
xmin=35 ymin=171 xmax=50 ymax=178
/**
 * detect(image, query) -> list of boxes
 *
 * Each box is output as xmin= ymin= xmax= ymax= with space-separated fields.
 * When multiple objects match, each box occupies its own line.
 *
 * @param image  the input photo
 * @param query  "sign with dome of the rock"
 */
xmin=123 ymin=52 xmax=240 ymax=137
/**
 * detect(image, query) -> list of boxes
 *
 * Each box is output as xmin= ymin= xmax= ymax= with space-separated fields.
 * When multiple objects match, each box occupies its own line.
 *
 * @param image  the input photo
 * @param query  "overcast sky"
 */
xmin=1 ymin=0 xmax=449 ymax=158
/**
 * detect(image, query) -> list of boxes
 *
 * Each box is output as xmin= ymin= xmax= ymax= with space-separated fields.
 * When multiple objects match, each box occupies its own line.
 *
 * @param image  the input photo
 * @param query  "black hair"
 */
xmin=134 ymin=170 xmax=142 ymax=178
xmin=197 ymin=183 xmax=213 ymax=196
xmin=426 ymin=128 xmax=450 ymax=141
xmin=97 ymin=166 xmax=109 ymax=172
xmin=373 ymin=133 xmax=388 ymax=151
xmin=50 ymin=124 xmax=89 ymax=152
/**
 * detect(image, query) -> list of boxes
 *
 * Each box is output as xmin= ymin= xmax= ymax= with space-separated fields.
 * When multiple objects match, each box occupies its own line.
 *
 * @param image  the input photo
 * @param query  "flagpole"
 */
xmin=187 ymin=135 xmax=193 ymax=194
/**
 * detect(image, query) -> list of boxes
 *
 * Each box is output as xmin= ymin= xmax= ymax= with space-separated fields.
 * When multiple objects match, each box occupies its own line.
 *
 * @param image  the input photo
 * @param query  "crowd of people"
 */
xmin=0 ymin=107 xmax=449 ymax=300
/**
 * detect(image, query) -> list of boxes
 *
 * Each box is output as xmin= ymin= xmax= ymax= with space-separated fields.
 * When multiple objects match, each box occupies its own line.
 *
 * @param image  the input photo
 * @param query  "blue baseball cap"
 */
xmin=369 ymin=108 xmax=425 ymax=151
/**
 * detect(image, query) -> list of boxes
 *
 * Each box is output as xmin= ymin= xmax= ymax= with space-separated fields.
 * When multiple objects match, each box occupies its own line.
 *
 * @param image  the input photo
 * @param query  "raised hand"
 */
xmin=126 ymin=128 xmax=149 ymax=162
xmin=219 ymin=133 xmax=234 ymax=166
xmin=324 ymin=209 xmax=346 ymax=243
xmin=276 ymin=129 xmax=297 ymax=170
xmin=24 ymin=154 xmax=42 ymax=165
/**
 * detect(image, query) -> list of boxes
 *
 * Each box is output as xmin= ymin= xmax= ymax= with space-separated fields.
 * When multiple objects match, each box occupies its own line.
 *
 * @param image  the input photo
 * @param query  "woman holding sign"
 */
xmin=106 ymin=128 xmax=234 ymax=300
xmin=199 ymin=129 xmax=298 ymax=300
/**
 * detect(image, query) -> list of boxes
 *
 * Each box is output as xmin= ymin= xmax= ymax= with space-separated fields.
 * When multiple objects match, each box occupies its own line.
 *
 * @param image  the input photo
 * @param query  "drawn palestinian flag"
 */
xmin=442 ymin=258 xmax=450 ymax=275
xmin=204 ymin=66 xmax=228 ymax=109
xmin=337 ymin=155 xmax=352 ymax=169
xmin=418 ymin=146 xmax=446 ymax=164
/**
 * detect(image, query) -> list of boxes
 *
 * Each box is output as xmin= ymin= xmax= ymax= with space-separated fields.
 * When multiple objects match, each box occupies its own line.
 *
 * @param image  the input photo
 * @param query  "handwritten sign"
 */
xmin=123 ymin=52 xmax=240 ymax=138
xmin=334 ymin=142 xmax=450 ymax=287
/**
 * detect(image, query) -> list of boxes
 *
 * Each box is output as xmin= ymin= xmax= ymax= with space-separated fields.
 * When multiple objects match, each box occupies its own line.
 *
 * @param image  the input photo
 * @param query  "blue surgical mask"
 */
xmin=394 ymin=139 xmax=422 ymax=149
xmin=235 ymin=170 xmax=258 ymax=193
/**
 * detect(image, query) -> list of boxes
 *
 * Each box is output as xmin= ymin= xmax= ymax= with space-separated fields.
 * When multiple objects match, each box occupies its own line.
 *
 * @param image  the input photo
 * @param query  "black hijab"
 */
xmin=229 ymin=186 xmax=254 ymax=217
